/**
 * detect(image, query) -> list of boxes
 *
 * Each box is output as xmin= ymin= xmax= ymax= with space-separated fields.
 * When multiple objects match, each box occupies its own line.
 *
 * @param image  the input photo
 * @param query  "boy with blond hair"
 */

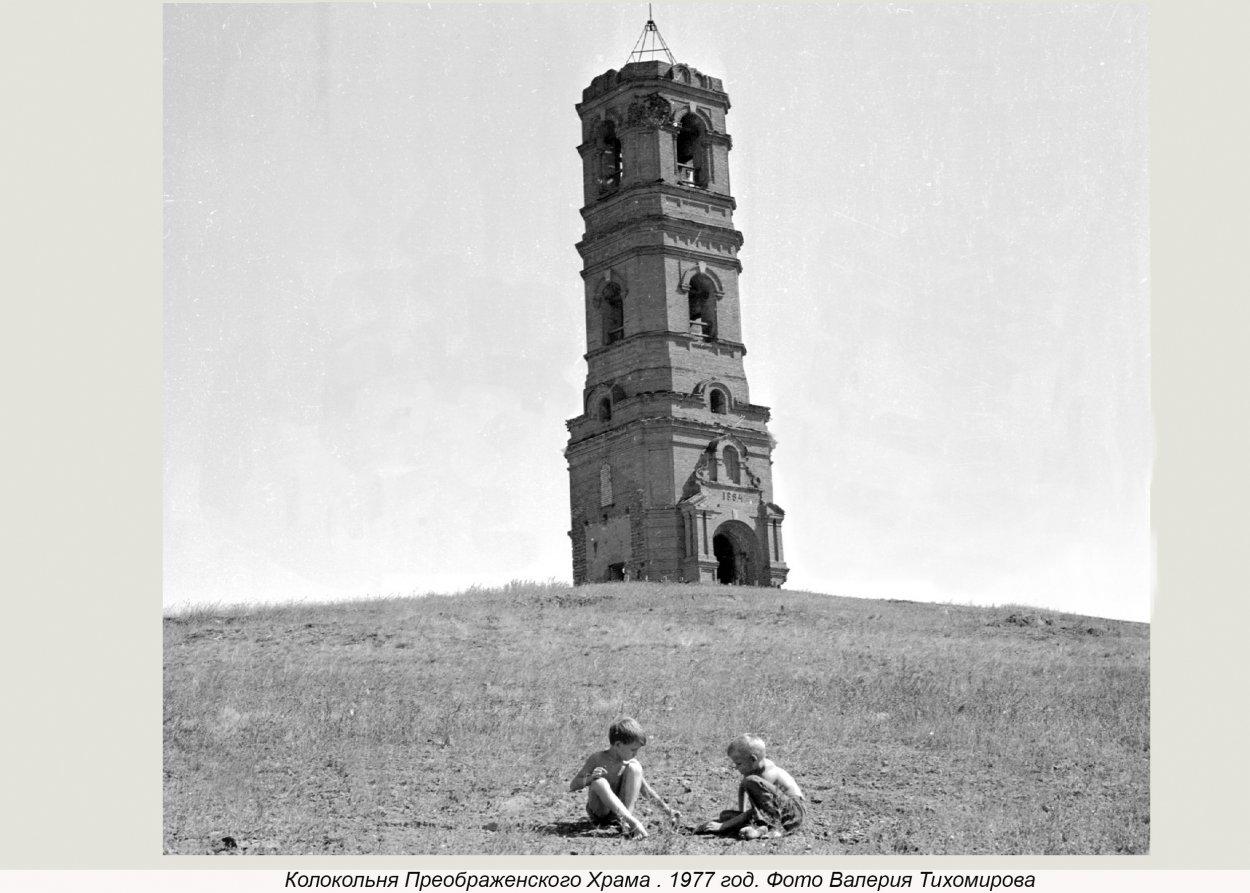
xmin=569 ymin=717 xmax=680 ymax=839
xmin=696 ymin=734 xmax=806 ymax=839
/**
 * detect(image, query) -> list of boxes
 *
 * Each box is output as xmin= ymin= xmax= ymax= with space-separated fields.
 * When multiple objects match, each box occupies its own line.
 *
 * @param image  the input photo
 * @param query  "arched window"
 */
xmin=676 ymin=113 xmax=709 ymax=187
xmin=723 ymin=446 xmax=741 ymax=484
xmin=597 ymin=120 xmax=622 ymax=194
xmin=688 ymin=273 xmax=717 ymax=341
xmin=709 ymin=387 xmax=727 ymax=414
xmin=598 ymin=397 xmax=612 ymax=422
xmin=601 ymin=282 xmax=624 ymax=345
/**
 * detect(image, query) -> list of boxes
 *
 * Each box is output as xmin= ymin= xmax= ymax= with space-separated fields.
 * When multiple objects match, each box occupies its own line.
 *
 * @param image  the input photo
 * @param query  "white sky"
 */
xmin=163 ymin=4 xmax=1151 ymax=621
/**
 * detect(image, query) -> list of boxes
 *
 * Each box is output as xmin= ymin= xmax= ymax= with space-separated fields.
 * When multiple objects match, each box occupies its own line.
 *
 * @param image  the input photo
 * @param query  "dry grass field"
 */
xmin=163 ymin=581 xmax=1148 ymax=855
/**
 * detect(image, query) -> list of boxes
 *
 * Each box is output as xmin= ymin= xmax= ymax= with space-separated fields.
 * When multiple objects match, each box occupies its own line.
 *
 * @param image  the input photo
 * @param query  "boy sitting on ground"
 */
xmin=696 ymin=734 xmax=806 ymax=839
xmin=569 ymin=717 xmax=680 ymax=839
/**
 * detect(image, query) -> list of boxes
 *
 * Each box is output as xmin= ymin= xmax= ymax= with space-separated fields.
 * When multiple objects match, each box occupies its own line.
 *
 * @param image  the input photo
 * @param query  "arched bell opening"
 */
xmin=596 ymin=120 xmax=622 ymax=194
xmin=687 ymin=272 xmax=717 ymax=341
xmin=600 ymin=282 xmax=624 ymax=345
xmin=676 ymin=113 xmax=709 ymax=187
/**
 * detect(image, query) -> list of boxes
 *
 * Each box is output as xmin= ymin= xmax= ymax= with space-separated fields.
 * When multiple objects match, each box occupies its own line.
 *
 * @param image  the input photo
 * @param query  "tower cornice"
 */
xmin=578 ymin=243 xmax=744 ymax=280
xmin=577 ymin=218 xmax=744 ymax=266
xmin=579 ymin=180 xmax=737 ymax=221
xmin=582 ymin=329 xmax=748 ymax=362
xmin=565 ymin=410 xmax=773 ymax=453
xmin=578 ymin=61 xmax=730 ymax=112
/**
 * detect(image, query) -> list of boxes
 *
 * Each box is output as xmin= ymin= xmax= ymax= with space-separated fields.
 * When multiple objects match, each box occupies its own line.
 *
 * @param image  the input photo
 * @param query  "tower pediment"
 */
xmin=624 ymin=93 xmax=674 ymax=129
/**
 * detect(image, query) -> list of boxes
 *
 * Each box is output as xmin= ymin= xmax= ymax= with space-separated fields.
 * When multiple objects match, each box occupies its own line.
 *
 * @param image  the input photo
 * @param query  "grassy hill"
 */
xmin=163 ymin=581 xmax=1148 ymax=855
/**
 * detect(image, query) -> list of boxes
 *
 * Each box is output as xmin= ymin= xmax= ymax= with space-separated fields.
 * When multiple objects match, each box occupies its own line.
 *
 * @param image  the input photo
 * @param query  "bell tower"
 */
xmin=565 ymin=20 xmax=789 ymax=587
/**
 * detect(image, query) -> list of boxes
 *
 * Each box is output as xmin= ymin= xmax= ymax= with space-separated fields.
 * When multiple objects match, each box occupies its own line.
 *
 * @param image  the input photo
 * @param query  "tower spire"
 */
xmin=625 ymin=8 xmax=676 ymax=66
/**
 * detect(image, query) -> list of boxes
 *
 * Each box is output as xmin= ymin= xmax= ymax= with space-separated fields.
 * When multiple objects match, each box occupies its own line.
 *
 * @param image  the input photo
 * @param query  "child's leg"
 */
xmin=740 ymin=777 xmax=787 ymax=833
xmin=738 ymin=825 xmax=780 ymax=840
xmin=616 ymin=760 xmax=644 ymax=812
xmin=586 ymin=765 xmax=648 ymax=838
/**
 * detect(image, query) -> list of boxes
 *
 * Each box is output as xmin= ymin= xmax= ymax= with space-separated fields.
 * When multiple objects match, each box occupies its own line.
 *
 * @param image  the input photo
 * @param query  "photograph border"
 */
xmin=4 ymin=0 xmax=1247 ymax=872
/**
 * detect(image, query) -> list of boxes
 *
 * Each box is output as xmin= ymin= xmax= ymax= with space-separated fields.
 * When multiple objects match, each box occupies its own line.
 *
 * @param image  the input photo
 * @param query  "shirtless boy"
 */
xmin=569 ymin=717 xmax=680 ymax=839
xmin=696 ymin=734 xmax=806 ymax=839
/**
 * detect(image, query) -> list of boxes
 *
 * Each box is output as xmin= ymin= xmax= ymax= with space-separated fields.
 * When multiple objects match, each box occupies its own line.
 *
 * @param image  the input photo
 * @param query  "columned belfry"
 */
xmin=565 ymin=20 xmax=789 ymax=587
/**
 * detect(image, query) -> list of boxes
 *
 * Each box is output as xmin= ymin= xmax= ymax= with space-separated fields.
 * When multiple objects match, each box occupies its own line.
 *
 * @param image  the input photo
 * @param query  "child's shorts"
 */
xmin=587 ymin=804 xmax=619 ymax=827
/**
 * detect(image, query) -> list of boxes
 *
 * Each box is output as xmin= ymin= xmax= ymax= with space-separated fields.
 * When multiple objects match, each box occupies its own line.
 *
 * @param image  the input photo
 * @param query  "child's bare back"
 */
xmin=743 ymin=758 xmax=803 ymax=802
xmin=698 ymin=734 xmax=806 ymax=839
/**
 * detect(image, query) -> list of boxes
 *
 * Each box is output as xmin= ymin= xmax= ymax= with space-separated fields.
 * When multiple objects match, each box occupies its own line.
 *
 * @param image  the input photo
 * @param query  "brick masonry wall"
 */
xmin=568 ymin=61 xmax=788 ymax=588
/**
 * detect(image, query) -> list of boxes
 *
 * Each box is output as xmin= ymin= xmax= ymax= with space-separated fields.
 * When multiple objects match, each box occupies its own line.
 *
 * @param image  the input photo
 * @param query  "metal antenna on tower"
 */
xmin=625 ymin=7 xmax=676 ymax=65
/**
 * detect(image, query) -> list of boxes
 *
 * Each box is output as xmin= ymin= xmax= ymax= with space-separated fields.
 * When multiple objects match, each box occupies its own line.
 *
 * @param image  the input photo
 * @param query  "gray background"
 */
xmin=3 ymin=0 xmax=1247 ymax=872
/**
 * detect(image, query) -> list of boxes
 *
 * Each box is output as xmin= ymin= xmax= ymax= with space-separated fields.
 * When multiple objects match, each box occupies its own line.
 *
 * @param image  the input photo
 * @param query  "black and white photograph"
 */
xmin=158 ymin=3 xmax=1153 ymax=856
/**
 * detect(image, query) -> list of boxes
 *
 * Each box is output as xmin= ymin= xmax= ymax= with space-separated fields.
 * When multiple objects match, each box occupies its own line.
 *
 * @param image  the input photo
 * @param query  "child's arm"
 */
xmin=640 ymin=777 xmax=680 ymax=819
xmin=717 ymin=809 xmax=754 ymax=835
xmin=697 ymin=808 xmax=753 ymax=835
xmin=770 ymin=765 xmax=804 ymax=800
xmin=569 ymin=756 xmax=607 ymax=792
xmin=696 ymin=782 xmax=751 ymax=834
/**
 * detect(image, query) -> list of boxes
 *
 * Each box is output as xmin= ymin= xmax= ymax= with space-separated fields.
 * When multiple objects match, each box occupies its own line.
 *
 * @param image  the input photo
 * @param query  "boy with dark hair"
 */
xmin=569 ymin=717 xmax=680 ymax=839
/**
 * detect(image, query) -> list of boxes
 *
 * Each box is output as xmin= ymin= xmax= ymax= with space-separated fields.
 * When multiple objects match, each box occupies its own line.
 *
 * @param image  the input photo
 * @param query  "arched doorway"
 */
xmin=713 ymin=534 xmax=736 ymax=584
xmin=712 ymin=521 xmax=759 ymax=585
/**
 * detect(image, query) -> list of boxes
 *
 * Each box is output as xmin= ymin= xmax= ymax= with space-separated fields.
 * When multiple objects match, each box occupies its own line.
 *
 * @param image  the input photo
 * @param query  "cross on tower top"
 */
xmin=625 ymin=8 xmax=676 ymax=66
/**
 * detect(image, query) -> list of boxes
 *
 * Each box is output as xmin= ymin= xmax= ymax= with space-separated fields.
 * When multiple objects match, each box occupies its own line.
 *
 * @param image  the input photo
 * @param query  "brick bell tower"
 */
xmin=565 ymin=19 xmax=788 ymax=587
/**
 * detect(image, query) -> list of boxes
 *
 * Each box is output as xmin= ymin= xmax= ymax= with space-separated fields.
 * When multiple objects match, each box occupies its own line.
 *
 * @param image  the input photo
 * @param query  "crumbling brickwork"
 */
xmin=566 ymin=59 xmax=788 ymax=588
